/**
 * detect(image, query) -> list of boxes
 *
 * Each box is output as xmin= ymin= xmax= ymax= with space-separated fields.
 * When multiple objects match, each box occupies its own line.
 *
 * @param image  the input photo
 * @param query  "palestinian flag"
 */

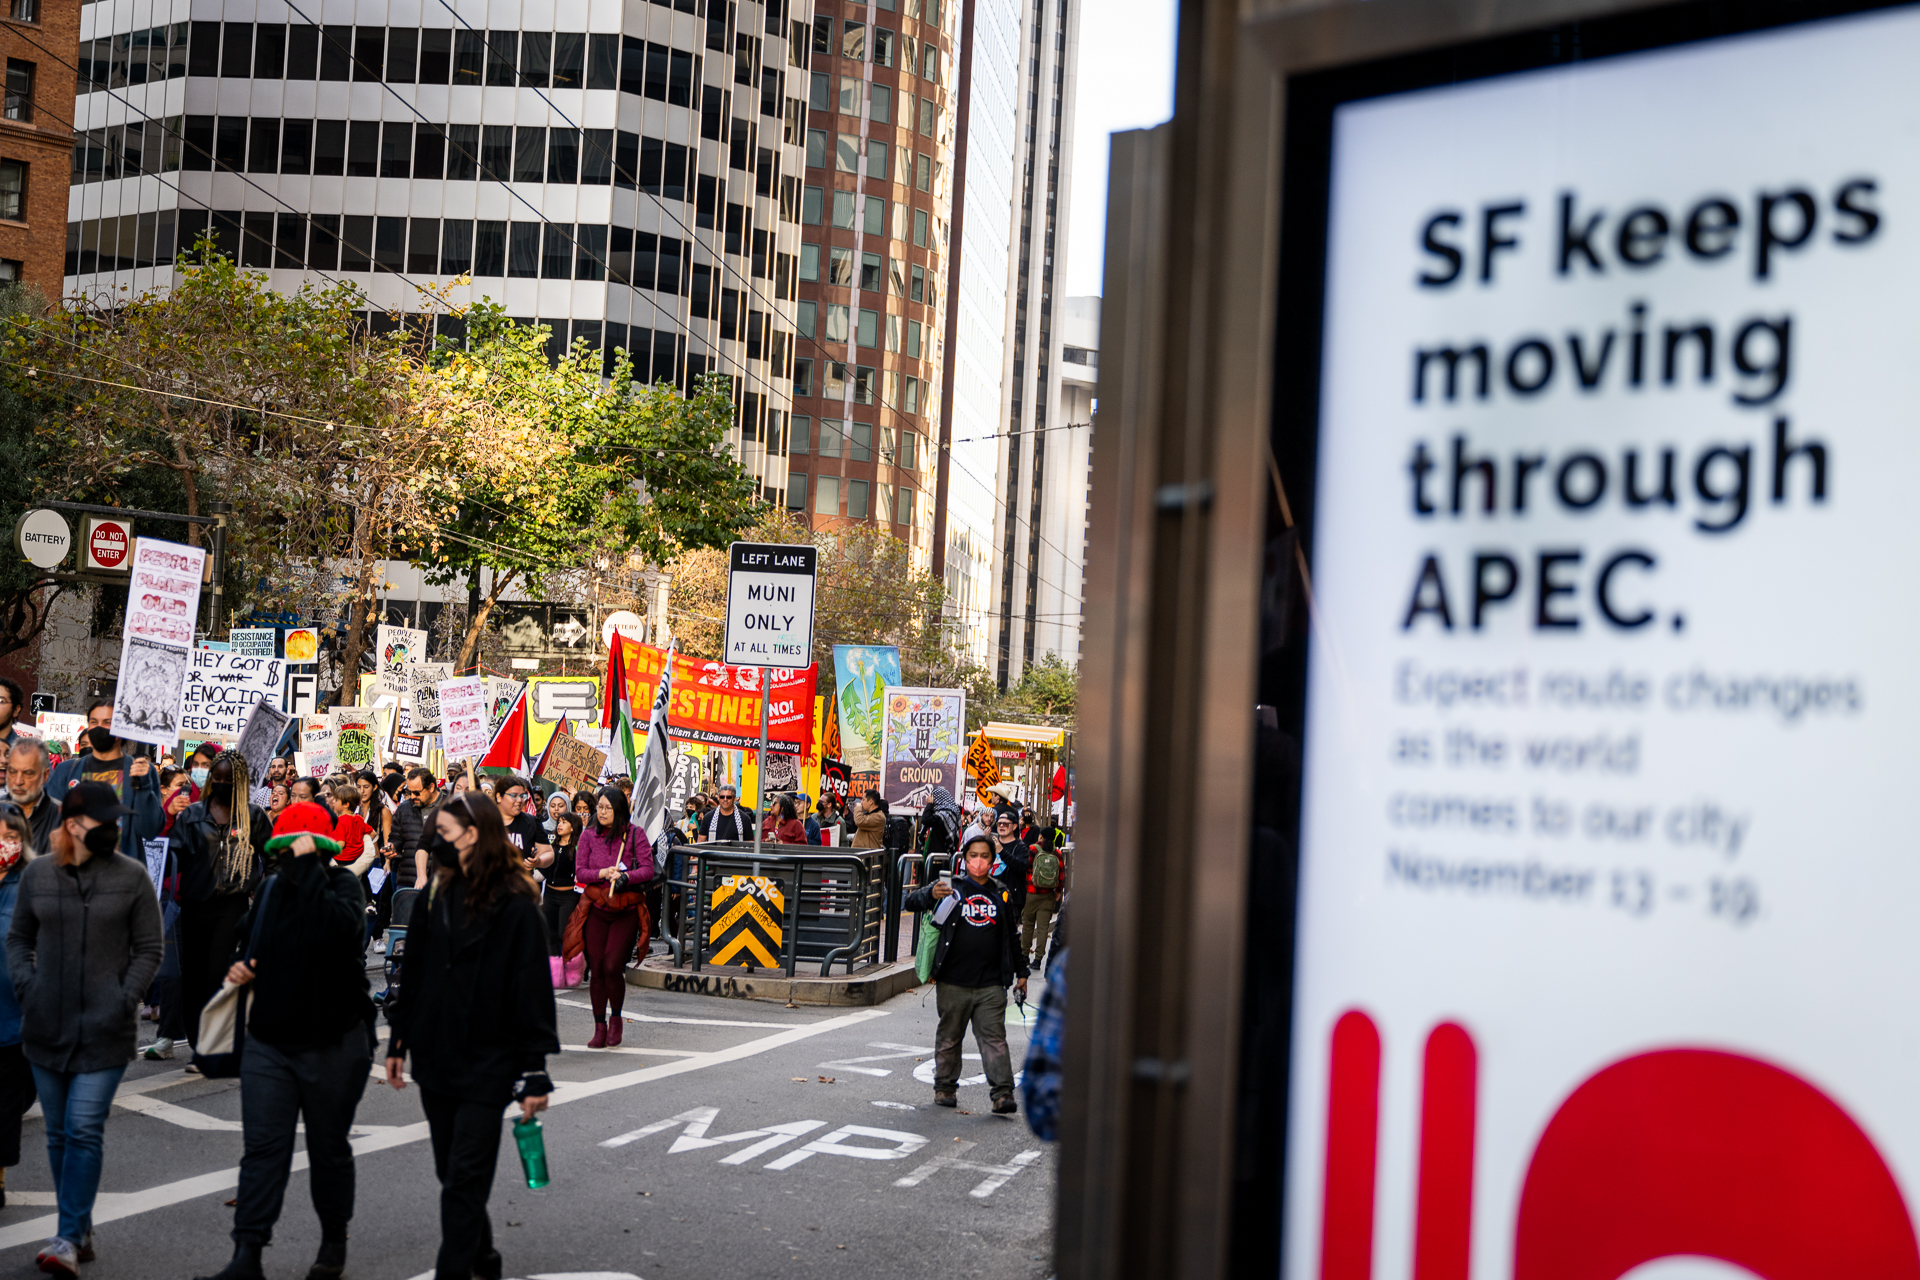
xmin=478 ymin=684 xmax=530 ymax=777
xmin=967 ymin=729 xmax=999 ymax=805
xmin=601 ymin=632 xmax=641 ymax=777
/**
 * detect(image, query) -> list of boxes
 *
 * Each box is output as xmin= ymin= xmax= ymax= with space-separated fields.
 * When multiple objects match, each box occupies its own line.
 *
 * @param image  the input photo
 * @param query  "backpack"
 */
xmin=1031 ymin=848 xmax=1062 ymax=890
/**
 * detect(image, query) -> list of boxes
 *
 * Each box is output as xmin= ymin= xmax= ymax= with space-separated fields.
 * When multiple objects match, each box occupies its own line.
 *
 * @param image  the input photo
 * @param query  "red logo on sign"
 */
xmin=89 ymin=521 xmax=127 ymax=569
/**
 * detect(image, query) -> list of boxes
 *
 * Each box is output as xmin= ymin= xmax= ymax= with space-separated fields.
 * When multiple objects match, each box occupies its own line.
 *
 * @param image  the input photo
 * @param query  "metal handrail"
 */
xmin=678 ymin=844 xmax=884 ymax=977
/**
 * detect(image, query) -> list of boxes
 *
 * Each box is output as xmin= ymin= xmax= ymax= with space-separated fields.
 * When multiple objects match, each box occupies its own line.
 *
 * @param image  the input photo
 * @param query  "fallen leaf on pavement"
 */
xmin=791 ymin=1077 xmax=808 ymax=1082
xmin=817 ymin=1076 xmax=836 ymax=1083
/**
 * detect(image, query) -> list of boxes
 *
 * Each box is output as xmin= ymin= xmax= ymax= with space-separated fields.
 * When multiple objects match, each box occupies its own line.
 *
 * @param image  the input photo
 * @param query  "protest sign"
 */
xmin=30 ymin=712 xmax=87 ymax=757
xmin=181 ymin=649 xmax=287 ymax=737
xmin=484 ymin=678 xmax=525 ymax=741
xmin=539 ymin=732 xmax=607 ymax=795
xmin=408 ymin=663 xmax=452 ymax=730
xmin=331 ymin=708 xmax=377 ymax=772
xmin=229 ymin=628 xmax=277 ymax=658
xmin=237 ymin=700 xmax=290 ymax=785
xmin=110 ymin=537 xmax=206 ymax=747
xmin=375 ymin=625 xmax=427 ymax=698
xmin=438 ymin=677 xmax=488 ymax=759
xmin=878 ymin=688 xmax=965 ymax=806
xmin=609 ymin=643 xmax=817 ymax=754
xmin=299 ymin=717 xmax=335 ymax=777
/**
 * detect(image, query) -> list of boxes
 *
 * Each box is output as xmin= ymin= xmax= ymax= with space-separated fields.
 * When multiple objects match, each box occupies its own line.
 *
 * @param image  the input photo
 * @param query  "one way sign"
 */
xmin=723 ymin=542 xmax=817 ymax=670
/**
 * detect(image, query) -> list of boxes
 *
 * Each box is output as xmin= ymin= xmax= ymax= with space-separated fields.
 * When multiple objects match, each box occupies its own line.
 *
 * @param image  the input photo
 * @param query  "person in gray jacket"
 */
xmin=6 ymin=781 xmax=164 ymax=1277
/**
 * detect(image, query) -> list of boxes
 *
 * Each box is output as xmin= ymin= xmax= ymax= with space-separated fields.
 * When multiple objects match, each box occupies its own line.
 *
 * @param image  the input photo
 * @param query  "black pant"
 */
xmin=420 ymin=1087 xmax=506 ymax=1280
xmin=0 ymin=1043 xmax=35 ymax=1167
xmin=233 ymin=1024 xmax=372 ymax=1244
xmin=542 ymin=889 xmax=578 ymax=958
xmin=178 ymin=894 xmax=250 ymax=1049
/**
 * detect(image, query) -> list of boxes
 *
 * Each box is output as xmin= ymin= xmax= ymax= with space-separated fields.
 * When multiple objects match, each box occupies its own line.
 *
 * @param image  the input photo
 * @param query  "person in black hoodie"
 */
xmin=384 ymin=791 xmax=557 ymax=1280
xmin=194 ymin=801 xmax=374 ymax=1280
xmin=904 ymin=834 xmax=1029 ymax=1115
xmin=168 ymin=753 xmax=269 ymax=1053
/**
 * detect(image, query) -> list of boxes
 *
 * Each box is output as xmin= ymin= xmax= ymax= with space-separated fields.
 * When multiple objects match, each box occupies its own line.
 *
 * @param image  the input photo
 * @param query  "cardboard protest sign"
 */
xmin=30 ymin=712 xmax=87 ymax=757
xmin=539 ymin=732 xmax=607 ymax=795
xmin=878 ymin=688 xmax=966 ymax=806
xmin=111 ymin=537 xmax=206 ymax=747
xmin=438 ymin=677 xmax=488 ymax=759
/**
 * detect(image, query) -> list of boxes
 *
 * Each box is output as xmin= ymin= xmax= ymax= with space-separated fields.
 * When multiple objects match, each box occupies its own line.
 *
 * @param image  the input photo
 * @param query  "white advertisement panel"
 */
xmin=1288 ymin=10 xmax=1920 ymax=1277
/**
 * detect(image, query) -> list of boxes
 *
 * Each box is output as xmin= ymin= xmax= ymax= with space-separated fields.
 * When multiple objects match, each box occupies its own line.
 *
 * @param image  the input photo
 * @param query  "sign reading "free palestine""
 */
xmin=723 ymin=542 xmax=817 ymax=670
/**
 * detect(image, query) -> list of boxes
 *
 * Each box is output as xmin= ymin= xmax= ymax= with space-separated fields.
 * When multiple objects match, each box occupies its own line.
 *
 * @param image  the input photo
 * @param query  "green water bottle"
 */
xmin=512 ymin=1117 xmax=550 ymax=1189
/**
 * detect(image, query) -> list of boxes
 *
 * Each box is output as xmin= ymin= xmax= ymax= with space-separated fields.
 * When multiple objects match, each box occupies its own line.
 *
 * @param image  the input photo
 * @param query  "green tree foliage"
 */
xmin=422 ymin=304 xmax=760 ymax=674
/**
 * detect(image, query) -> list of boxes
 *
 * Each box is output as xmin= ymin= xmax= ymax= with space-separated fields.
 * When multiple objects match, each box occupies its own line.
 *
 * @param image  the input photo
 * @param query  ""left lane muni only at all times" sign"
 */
xmin=723 ymin=542 xmax=817 ymax=670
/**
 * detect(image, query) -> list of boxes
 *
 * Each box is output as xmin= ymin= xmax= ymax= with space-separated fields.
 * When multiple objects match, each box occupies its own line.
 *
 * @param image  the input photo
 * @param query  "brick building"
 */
xmin=0 ymin=0 xmax=75 ymax=301
xmin=783 ymin=0 xmax=953 ymax=565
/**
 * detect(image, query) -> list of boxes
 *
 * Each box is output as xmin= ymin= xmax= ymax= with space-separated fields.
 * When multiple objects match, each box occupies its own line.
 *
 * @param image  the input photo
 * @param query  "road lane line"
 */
xmin=553 ymin=998 xmax=791 ymax=1028
xmin=0 ymin=1007 xmax=890 ymax=1252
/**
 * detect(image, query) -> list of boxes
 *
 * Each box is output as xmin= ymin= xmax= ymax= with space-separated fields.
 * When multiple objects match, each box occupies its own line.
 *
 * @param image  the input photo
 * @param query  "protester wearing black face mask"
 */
xmin=167 ymin=753 xmax=269 ymax=1055
xmin=46 ymin=703 xmax=162 ymax=865
xmin=7 ymin=782 xmax=164 ymax=1275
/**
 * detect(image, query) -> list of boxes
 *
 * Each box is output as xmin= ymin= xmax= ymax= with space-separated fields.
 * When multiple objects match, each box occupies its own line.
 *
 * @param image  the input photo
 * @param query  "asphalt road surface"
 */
xmin=0 ymin=971 xmax=1056 ymax=1280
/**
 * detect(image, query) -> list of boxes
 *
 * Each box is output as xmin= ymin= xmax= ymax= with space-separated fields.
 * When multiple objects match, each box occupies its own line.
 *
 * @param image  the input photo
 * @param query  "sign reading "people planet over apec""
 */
xmin=723 ymin=542 xmax=817 ymax=670
xmin=1283 ymin=9 xmax=1920 ymax=1277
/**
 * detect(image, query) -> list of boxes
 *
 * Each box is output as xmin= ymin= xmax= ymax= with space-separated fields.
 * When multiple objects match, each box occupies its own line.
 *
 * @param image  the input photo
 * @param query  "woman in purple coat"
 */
xmin=573 ymin=787 xmax=653 ymax=1048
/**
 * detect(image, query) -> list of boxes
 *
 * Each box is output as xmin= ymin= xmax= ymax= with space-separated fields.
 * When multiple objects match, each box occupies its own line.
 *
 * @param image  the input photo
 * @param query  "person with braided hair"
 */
xmin=167 ymin=752 xmax=269 ymax=1055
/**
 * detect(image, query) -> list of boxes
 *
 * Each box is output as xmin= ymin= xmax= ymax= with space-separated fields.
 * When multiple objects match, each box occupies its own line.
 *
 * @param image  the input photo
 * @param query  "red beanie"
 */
xmin=266 ymin=800 xmax=342 ymax=857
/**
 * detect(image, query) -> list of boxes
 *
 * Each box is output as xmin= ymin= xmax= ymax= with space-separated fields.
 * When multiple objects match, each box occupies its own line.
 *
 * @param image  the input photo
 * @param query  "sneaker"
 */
xmin=142 ymin=1038 xmax=174 ymax=1061
xmin=35 ymin=1238 xmax=77 ymax=1276
xmin=992 ymin=1096 xmax=1018 ymax=1116
xmin=933 ymin=1090 xmax=957 ymax=1108
xmin=75 ymin=1233 xmax=94 ymax=1263
xmin=184 ymin=1063 xmax=201 ymax=1076
xmin=373 ymin=938 xmax=386 ymax=955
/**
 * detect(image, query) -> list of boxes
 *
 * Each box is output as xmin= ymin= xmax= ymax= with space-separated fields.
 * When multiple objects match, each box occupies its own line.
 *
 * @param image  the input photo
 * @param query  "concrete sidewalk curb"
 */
xmin=626 ymin=957 xmax=922 ymax=1006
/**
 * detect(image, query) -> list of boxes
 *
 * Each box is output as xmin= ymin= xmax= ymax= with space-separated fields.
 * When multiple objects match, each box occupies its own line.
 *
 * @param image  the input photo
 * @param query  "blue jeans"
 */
xmin=32 ymin=1064 xmax=126 ymax=1242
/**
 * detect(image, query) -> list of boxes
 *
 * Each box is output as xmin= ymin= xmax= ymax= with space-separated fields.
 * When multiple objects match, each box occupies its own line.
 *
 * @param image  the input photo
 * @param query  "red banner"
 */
xmin=617 ymin=642 xmax=816 ymax=755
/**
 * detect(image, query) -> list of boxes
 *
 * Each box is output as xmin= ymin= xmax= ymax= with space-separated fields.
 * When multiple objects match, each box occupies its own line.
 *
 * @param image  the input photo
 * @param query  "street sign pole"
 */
xmin=721 ymin=541 xmax=819 ymax=873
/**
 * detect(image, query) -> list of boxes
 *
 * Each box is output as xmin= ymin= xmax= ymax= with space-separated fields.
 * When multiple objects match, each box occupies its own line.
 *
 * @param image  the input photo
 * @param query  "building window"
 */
xmin=876 ymin=482 xmax=893 ymax=523
xmin=825 ymin=304 xmax=850 ymax=343
xmin=7 ymin=0 xmax=34 ymax=22
xmin=919 ymin=97 xmax=935 ymax=136
xmin=841 ymin=21 xmax=864 ymax=61
xmin=786 ymin=474 xmax=807 ymax=509
xmin=4 ymin=61 xmax=30 ymax=122
xmin=854 ymin=366 xmax=875 ymax=403
xmin=839 ymin=76 xmax=860 ymax=114
xmin=794 ymin=358 xmax=813 ymax=396
xmin=832 ymin=190 xmax=855 ymax=229
xmin=834 ymin=132 xmax=858 ymax=173
xmin=819 ymin=419 xmax=842 ymax=457
xmin=899 ymin=488 xmax=915 ymax=526
xmin=856 ymin=309 xmax=878 ymax=348
xmin=860 ymin=251 xmax=883 ymax=291
xmin=899 ymin=431 xmax=916 ymax=468
xmin=873 ymin=28 xmax=894 ymax=67
xmin=0 ymin=259 xmax=18 ymax=280
xmin=814 ymin=474 xmax=839 ymax=515
xmin=907 ymin=318 xmax=922 ymax=357
xmin=914 ymin=209 xmax=928 ymax=246
xmin=917 ymin=152 xmax=931 ymax=190
xmin=847 ymin=479 xmax=868 ymax=519
xmin=866 ymin=139 xmax=888 ymax=179
xmin=828 ymin=247 xmax=853 ymax=286
xmin=790 ymin=415 xmax=810 ymax=454
xmin=802 ymin=185 xmax=823 ymax=224
xmin=0 ymin=160 xmax=25 ymax=221
xmin=850 ymin=422 xmax=872 ymax=462
xmin=797 ymin=300 xmax=815 ymax=338
xmin=864 ymin=196 xmax=885 ymax=236
xmin=870 ymin=84 xmax=891 ymax=125
xmin=810 ymin=71 xmax=829 ymax=110
xmin=799 ymin=242 xmax=819 ymax=282
xmin=807 ymin=128 xmax=826 ymax=168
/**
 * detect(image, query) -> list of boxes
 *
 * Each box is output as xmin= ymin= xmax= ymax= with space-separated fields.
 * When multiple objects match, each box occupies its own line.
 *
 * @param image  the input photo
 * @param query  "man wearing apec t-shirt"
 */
xmin=904 ymin=835 xmax=1030 ymax=1115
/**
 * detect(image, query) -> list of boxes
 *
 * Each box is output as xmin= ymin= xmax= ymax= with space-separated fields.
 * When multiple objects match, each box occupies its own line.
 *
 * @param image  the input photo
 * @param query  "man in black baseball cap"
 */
xmin=57 ymin=782 xmax=132 ymax=853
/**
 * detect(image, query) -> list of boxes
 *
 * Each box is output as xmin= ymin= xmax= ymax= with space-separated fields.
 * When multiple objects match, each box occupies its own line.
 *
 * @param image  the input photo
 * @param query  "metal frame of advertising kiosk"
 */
xmin=1063 ymin=1 xmax=1918 ymax=1277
